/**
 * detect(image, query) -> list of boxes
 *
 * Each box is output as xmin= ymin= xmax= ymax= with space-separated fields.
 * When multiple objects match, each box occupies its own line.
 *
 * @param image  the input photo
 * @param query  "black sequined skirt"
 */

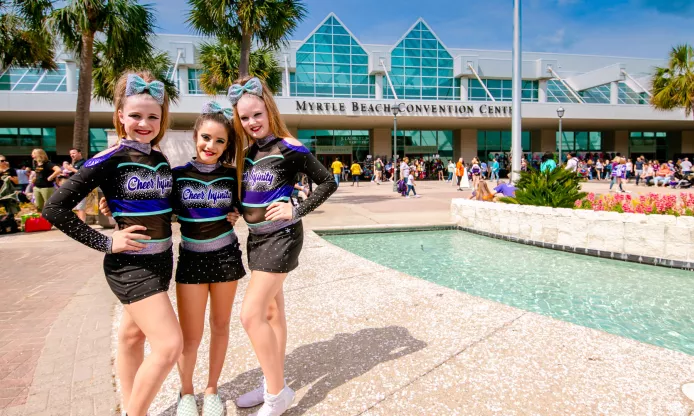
xmin=175 ymin=243 xmax=246 ymax=284
xmin=247 ymin=221 xmax=304 ymax=273
xmin=103 ymin=248 xmax=173 ymax=304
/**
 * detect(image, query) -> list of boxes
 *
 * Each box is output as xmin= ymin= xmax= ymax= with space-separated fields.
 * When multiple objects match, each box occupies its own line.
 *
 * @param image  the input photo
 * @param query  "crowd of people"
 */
xmin=554 ymin=151 xmax=693 ymax=192
xmin=0 ymin=147 xmax=89 ymax=230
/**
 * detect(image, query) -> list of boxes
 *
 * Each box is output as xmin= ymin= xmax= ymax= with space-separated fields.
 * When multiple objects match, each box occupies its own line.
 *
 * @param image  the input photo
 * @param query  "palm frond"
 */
xmin=499 ymin=167 xmax=586 ymax=208
xmin=198 ymin=39 xmax=283 ymax=95
xmin=651 ymin=43 xmax=694 ymax=118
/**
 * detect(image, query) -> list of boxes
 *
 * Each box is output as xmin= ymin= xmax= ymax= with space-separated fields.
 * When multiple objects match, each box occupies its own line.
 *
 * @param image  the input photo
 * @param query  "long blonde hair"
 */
xmin=32 ymin=148 xmax=49 ymax=164
xmin=476 ymin=181 xmax=493 ymax=200
xmin=230 ymin=76 xmax=292 ymax=194
xmin=113 ymin=70 xmax=171 ymax=147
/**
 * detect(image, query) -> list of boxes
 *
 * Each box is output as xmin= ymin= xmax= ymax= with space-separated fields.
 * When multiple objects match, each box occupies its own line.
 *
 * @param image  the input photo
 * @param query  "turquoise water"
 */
xmin=323 ymin=230 xmax=694 ymax=355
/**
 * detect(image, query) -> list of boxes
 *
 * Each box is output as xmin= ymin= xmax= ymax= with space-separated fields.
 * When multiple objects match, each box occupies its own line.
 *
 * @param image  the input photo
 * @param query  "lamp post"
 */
xmin=392 ymin=104 xmax=400 ymax=192
xmin=557 ymin=107 xmax=565 ymax=165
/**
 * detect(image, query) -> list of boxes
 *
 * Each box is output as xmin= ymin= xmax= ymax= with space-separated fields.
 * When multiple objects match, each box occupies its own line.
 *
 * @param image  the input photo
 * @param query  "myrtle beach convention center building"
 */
xmin=1 ymin=13 xmax=692 ymax=169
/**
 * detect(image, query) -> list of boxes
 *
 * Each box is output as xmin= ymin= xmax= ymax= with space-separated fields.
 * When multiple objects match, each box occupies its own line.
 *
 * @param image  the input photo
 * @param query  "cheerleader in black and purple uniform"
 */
xmin=43 ymin=71 xmax=181 ymax=416
xmin=229 ymin=77 xmax=337 ymax=416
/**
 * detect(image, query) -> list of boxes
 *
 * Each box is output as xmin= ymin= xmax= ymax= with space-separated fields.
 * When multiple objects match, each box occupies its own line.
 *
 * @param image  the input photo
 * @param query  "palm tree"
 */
xmin=92 ymin=41 xmax=179 ymax=103
xmin=198 ymin=40 xmax=282 ymax=95
xmin=50 ymin=0 xmax=158 ymax=151
xmin=186 ymin=0 xmax=306 ymax=78
xmin=0 ymin=0 xmax=55 ymax=70
xmin=651 ymin=44 xmax=694 ymax=119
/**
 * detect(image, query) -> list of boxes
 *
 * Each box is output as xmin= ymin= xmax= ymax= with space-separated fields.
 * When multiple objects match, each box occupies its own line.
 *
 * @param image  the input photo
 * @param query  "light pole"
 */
xmin=511 ymin=0 xmax=522 ymax=182
xmin=392 ymin=104 xmax=400 ymax=192
xmin=557 ymin=107 xmax=565 ymax=165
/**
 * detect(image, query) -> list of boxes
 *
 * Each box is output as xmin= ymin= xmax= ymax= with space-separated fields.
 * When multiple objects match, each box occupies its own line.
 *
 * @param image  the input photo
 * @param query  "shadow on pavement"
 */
xmin=156 ymin=326 xmax=427 ymax=415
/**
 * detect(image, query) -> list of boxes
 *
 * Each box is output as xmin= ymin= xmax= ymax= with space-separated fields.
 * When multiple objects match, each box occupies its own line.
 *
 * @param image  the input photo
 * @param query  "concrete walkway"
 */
xmin=2 ymin=180 xmax=693 ymax=415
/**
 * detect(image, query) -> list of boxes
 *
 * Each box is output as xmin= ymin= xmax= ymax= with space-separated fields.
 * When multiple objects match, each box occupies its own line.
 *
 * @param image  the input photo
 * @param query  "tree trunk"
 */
xmin=73 ymin=32 xmax=95 ymax=153
xmin=239 ymin=30 xmax=252 ymax=78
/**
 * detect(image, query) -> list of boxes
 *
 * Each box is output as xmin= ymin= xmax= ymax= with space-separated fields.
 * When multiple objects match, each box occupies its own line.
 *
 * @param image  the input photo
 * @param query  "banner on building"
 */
xmin=316 ymin=145 xmax=353 ymax=154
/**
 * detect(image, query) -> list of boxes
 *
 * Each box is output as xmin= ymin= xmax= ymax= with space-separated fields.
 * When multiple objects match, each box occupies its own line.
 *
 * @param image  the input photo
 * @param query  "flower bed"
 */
xmin=575 ymin=193 xmax=694 ymax=216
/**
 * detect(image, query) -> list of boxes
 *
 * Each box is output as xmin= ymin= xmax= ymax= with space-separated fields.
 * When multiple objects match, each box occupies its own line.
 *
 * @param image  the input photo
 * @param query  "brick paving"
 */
xmin=0 ymin=230 xmax=118 ymax=416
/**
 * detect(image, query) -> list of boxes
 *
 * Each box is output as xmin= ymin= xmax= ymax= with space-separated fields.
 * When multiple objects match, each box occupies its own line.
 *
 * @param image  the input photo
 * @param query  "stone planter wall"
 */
xmin=451 ymin=199 xmax=694 ymax=268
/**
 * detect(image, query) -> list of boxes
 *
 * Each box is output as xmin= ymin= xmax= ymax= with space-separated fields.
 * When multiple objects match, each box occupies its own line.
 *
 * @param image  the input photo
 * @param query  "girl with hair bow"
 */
xmin=44 ymin=71 xmax=179 ymax=416
xmin=228 ymin=76 xmax=337 ymax=416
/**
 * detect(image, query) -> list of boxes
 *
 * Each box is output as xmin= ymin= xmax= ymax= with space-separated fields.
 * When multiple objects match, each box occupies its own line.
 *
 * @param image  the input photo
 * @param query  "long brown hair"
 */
xmin=113 ymin=70 xmax=171 ymax=147
xmin=32 ymin=148 xmax=49 ymax=164
xmin=192 ymin=113 xmax=241 ymax=199
xmin=229 ymin=75 xmax=292 ymax=195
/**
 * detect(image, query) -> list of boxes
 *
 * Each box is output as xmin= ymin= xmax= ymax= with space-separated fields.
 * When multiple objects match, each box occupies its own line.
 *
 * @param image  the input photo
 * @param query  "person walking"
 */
xmin=455 ymin=158 xmax=464 ymax=187
xmin=489 ymin=158 xmax=499 ymax=181
xmin=374 ymin=157 xmax=383 ymax=185
xmin=446 ymin=160 xmax=455 ymax=183
xmin=330 ymin=157 xmax=343 ymax=187
xmin=350 ymin=160 xmax=362 ymax=187
xmin=405 ymin=170 xmax=420 ymax=198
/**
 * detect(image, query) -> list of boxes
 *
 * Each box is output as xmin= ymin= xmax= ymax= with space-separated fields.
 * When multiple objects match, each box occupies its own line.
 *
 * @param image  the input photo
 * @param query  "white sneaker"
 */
xmin=236 ymin=378 xmax=266 ymax=408
xmin=176 ymin=393 xmax=199 ymax=416
xmin=252 ymin=385 xmax=295 ymax=416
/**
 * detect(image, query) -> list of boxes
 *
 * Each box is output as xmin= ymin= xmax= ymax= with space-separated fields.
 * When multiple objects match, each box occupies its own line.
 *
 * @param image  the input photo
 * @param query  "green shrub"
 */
xmin=500 ymin=167 xmax=586 ymax=208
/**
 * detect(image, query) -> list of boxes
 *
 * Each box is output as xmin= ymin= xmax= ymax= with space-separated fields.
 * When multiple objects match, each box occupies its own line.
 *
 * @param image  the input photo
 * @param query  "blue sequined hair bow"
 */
xmin=125 ymin=74 xmax=166 ymax=105
xmin=201 ymin=101 xmax=233 ymax=119
xmin=227 ymin=77 xmax=263 ymax=106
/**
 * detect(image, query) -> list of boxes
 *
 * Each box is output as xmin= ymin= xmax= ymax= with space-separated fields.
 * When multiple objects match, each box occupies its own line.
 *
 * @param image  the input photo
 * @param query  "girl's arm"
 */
xmin=294 ymin=149 xmax=337 ymax=219
xmin=42 ymin=158 xmax=113 ymax=252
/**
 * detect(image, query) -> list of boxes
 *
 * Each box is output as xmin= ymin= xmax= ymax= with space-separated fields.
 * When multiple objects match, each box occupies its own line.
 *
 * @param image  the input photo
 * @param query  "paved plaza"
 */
xmin=2 ymin=180 xmax=694 ymax=415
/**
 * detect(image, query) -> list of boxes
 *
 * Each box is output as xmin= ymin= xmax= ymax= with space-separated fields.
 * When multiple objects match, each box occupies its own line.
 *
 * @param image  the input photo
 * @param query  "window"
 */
xmin=477 ymin=130 xmax=532 ymax=161
xmin=383 ymin=21 xmax=458 ymax=100
xmin=391 ymin=130 xmax=453 ymax=159
xmin=555 ymin=131 xmax=602 ymax=151
xmin=290 ymin=16 xmax=375 ymax=98
xmin=619 ymin=82 xmax=649 ymax=105
xmin=546 ymin=80 xmax=580 ymax=103
xmin=188 ymin=68 xmax=204 ymax=94
xmin=0 ymin=64 xmax=70 ymax=92
xmin=579 ymin=85 xmax=610 ymax=104
xmin=468 ymin=79 xmax=538 ymax=102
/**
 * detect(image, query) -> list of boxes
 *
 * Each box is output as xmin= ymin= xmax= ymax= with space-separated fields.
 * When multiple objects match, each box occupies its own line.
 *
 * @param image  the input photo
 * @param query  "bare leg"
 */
xmin=206 ymin=281 xmax=239 ymax=394
xmin=176 ymin=283 xmax=209 ymax=395
xmin=124 ymin=293 xmax=183 ymax=416
xmin=117 ymin=309 xmax=146 ymax=410
xmin=240 ymin=271 xmax=287 ymax=395
xmin=267 ymin=290 xmax=287 ymax=369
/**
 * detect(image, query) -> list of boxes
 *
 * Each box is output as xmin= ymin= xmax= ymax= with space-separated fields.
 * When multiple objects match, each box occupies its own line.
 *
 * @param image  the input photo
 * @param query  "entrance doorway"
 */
xmin=318 ymin=154 xmax=352 ymax=171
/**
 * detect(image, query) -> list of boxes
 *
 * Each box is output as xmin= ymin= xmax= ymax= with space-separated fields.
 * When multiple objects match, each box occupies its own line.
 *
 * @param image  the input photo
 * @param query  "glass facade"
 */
xmin=298 ymin=129 xmax=370 ymax=162
xmin=292 ymin=16 xmax=375 ymax=98
xmin=383 ymin=21 xmax=457 ymax=100
xmin=629 ymin=131 xmax=668 ymax=160
xmin=619 ymin=82 xmax=649 ymax=105
xmin=392 ymin=130 xmax=453 ymax=160
xmin=546 ymin=80 xmax=580 ymax=103
xmin=0 ymin=64 xmax=70 ymax=92
xmin=477 ymin=130 xmax=531 ymax=161
xmin=555 ymin=131 xmax=602 ymax=152
xmin=468 ymin=79 xmax=539 ymax=102
xmin=0 ymin=127 xmax=107 ymax=158
xmin=579 ymin=84 xmax=610 ymax=104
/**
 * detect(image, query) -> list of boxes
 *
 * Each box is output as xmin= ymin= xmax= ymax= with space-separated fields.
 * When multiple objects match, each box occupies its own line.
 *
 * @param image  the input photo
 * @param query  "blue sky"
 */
xmin=150 ymin=0 xmax=693 ymax=59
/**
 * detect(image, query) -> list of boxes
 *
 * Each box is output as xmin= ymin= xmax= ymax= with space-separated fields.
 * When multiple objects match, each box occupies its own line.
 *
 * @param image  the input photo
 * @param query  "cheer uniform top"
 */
xmin=172 ymin=160 xmax=246 ymax=284
xmin=43 ymin=140 xmax=174 ymax=304
xmin=242 ymin=135 xmax=337 ymax=272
